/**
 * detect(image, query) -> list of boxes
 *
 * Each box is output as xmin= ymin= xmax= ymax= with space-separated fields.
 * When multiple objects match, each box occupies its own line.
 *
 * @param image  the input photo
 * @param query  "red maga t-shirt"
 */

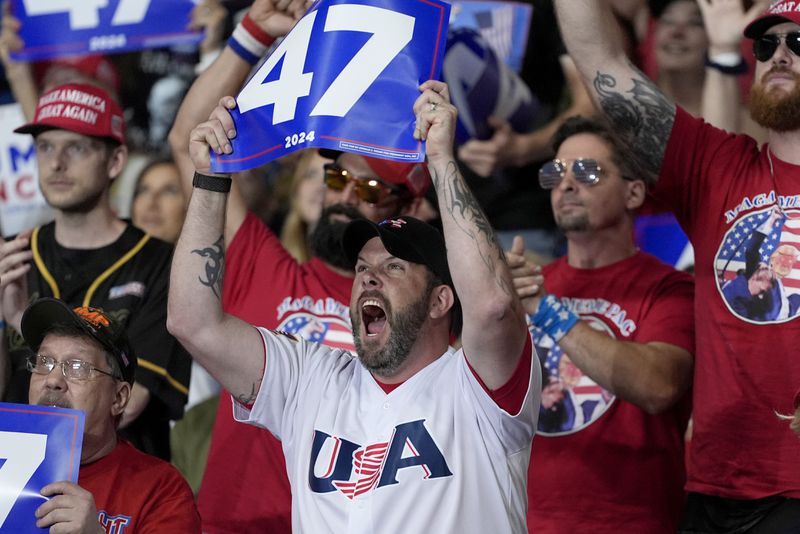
xmin=652 ymin=108 xmax=800 ymax=499
xmin=527 ymin=252 xmax=694 ymax=532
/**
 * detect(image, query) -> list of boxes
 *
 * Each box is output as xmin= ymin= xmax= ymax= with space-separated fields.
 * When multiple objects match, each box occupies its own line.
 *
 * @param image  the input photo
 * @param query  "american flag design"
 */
xmin=277 ymin=313 xmax=355 ymax=351
xmin=533 ymin=315 xmax=615 ymax=436
xmin=333 ymin=441 xmax=391 ymax=499
xmin=715 ymin=207 xmax=800 ymax=324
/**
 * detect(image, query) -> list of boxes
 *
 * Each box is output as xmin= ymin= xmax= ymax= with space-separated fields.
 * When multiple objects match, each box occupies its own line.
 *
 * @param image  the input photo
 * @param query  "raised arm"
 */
xmin=509 ymin=240 xmax=693 ymax=414
xmin=699 ymin=0 xmax=767 ymax=132
xmin=415 ymin=81 xmax=528 ymax=390
xmin=555 ymin=0 xmax=676 ymax=184
xmin=0 ymin=1 xmax=38 ymax=120
xmin=166 ymin=105 xmax=266 ymax=405
xmin=168 ymin=0 xmax=309 ymax=244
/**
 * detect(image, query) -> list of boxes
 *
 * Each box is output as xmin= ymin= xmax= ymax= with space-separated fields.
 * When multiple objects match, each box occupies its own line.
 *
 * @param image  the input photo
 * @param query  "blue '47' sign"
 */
xmin=10 ymin=0 xmax=202 ymax=61
xmin=0 ymin=402 xmax=85 ymax=533
xmin=210 ymin=0 xmax=450 ymax=173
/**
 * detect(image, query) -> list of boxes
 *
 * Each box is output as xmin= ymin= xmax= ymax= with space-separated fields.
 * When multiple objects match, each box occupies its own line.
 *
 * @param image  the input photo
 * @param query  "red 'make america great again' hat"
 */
xmin=745 ymin=0 xmax=800 ymax=38
xmin=14 ymin=83 xmax=125 ymax=144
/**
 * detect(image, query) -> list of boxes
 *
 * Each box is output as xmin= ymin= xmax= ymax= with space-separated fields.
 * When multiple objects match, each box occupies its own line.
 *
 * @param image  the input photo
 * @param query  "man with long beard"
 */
xmin=555 ymin=0 xmax=800 ymax=530
xmin=166 ymin=3 xmax=430 ymax=530
xmin=168 ymin=78 xmax=538 ymax=533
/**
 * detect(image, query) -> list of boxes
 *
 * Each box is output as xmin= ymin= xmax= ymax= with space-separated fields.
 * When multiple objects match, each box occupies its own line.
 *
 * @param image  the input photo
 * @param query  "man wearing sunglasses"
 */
xmin=167 ymin=2 xmax=430 ymax=529
xmin=20 ymin=297 xmax=200 ymax=533
xmin=510 ymin=116 xmax=694 ymax=532
xmin=556 ymin=0 xmax=800 ymax=530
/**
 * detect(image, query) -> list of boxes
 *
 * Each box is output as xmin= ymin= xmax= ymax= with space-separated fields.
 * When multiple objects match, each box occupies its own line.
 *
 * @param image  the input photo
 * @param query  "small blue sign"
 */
xmin=211 ymin=0 xmax=450 ymax=173
xmin=0 ymin=402 xmax=85 ymax=533
xmin=11 ymin=0 xmax=202 ymax=61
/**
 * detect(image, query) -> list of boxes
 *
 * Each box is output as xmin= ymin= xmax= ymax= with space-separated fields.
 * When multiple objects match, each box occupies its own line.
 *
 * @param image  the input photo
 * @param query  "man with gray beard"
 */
xmin=167 ymin=79 xmax=539 ymax=533
xmin=555 ymin=0 xmax=800 ymax=530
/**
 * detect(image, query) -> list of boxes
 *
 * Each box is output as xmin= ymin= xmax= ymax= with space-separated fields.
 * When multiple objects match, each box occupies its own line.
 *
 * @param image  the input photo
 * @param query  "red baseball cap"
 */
xmin=14 ymin=83 xmax=125 ymax=144
xmin=744 ymin=0 xmax=800 ymax=39
xmin=319 ymin=149 xmax=432 ymax=198
xmin=33 ymin=54 xmax=121 ymax=96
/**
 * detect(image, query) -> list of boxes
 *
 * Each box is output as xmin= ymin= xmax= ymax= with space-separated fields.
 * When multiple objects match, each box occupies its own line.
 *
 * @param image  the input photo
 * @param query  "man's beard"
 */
xmin=36 ymin=391 xmax=72 ymax=409
xmin=308 ymin=204 xmax=364 ymax=270
xmin=750 ymin=68 xmax=800 ymax=131
xmin=352 ymin=281 xmax=434 ymax=377
xmin=555 ymin=212 xmax=590 ymax=233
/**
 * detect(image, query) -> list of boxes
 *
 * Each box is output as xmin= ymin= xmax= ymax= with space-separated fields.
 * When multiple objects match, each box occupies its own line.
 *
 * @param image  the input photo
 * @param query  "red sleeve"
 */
xmin=652 ymin=107 xmax=760 ymax=239
xmin=634 ymin=269 xmax=695 ymax=354
xmin=223 ymin=212 xmax=298 ymax=313
xmin=466 ymin=333 xmax=534 ymax=414
xmin=794 ymin=389 xmax=800 ymax=410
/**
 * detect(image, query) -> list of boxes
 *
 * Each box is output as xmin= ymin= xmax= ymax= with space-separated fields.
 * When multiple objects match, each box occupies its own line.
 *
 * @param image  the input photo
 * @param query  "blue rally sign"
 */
xmin=211 ymin=0 xmax=450 ymax=173
xmin=10 ymin=0 xmax=202 ymax=61
xmin=0 ymin=402 xmax=85 ymax=533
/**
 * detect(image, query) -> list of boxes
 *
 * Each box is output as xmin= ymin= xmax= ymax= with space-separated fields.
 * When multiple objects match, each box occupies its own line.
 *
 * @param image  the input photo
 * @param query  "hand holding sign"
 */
xmin=0 ymin=403 xmax=84 ymax=533
xmin=35 ymin=482 xmax=100 ymax=533
xmin=210 ymin=0 xmax=450 ymax=173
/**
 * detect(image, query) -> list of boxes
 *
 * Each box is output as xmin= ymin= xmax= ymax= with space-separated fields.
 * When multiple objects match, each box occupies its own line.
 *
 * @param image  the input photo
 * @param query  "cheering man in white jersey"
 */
xmin=167 ymin=80 xmax=540 ymax=533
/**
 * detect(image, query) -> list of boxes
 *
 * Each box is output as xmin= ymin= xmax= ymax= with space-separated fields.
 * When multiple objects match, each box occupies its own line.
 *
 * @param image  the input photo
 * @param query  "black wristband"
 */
xmin=193 ymin=172 xmax=232 ymax=193
xmin=705 ymin=56 xmax=749 ymax=75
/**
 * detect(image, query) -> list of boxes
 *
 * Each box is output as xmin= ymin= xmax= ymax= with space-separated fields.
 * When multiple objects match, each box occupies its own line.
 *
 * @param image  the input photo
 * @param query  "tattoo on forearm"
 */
xmin=593 ymin=62 xmax=675 ymax=183
xmin=433 ymin=161 xmax=513 ymax=297
xmin=236 ymin=379 xmax=261 ymax=405
xmin=191 ymin=235 xmax=225 ymax=299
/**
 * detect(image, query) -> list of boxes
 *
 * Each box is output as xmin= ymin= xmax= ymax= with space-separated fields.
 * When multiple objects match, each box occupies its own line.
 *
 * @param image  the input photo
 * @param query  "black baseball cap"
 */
xmin=21 ymin=298 xmax=136 ymax=384
xmin=343 ymin=216 xmax=453 ymax=287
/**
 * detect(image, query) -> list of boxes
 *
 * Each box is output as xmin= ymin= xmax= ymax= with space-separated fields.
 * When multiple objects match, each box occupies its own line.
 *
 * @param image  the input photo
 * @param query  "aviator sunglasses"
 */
xmin=753 ymin=32 xmax=800 ymax=62
xmin=323 ymin=164 xmax=409 ymax=205
xmin=539 ymin=158 xmax=603 ymax=190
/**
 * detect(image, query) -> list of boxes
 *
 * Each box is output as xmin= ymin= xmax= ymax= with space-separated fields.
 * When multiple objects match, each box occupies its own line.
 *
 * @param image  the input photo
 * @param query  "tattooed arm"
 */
xmin=414 ymin=81 xmax=528 ymax=390
xmin=554 ymin=0 xmax=676 ymax=185
xmin=166 ymin=105 xmax=266 ymax=405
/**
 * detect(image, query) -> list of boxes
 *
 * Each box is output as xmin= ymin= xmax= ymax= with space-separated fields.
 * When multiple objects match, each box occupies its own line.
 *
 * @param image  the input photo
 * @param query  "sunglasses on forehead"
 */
xmin=323 ymin=164 xmax=409 ymax=205
xmin=538 ymin=158 xmax=603 ymax=190
xmin=753 ymin=32 xmax=800 ymax=62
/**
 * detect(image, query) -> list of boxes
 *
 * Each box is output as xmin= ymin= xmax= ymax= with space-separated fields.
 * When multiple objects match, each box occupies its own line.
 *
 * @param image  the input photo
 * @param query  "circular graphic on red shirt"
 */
xmin=533 ymin=315 xmax=615 ymax=436
xmin=715 ymin=205 xmax=800 ymax=324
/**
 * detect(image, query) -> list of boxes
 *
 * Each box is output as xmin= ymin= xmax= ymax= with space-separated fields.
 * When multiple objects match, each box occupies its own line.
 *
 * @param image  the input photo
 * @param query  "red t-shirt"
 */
xmin=197 ymin=214 xmax=355 ymax=534
xmin=527 ymin=252 xmax=694 ymax=533
xmin=652 ymin=108 xmax=800 ymax=499
xmin=80 ymin=440 xmax=200 ymax=533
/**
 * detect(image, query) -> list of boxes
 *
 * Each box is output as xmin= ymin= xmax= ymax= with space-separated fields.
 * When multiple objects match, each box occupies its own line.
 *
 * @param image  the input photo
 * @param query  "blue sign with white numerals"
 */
xmin=210 ymin=0 xmax=450 ymax=173
xmin=10 ymin=0 xmax=202 ymax=61
xmin=0 ymin=402 xmax=84 ymax=533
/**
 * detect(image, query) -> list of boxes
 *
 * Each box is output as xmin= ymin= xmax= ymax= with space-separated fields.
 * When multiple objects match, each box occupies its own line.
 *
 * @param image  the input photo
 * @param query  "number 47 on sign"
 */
xmin=211 ymin=0 xmax=450 ymax=174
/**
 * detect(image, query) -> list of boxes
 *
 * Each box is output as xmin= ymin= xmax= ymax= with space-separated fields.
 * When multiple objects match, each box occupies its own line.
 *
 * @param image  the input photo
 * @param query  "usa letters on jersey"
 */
xmin=234 ymin=328 xmax=541 ymax=533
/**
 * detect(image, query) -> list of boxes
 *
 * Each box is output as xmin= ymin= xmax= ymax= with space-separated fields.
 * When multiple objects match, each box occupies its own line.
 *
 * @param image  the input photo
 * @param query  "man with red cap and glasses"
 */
xmin=0 ymin=83 xmax=191 ymax=462
xmin=166 ymin=1 xmax=432 ymax=531
xmin=554 ymin=0 xmax=800 ymax=530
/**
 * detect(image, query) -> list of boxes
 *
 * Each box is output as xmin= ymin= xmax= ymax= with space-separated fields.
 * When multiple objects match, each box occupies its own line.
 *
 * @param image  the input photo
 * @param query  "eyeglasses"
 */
xmin=26 ymin=354 xmax=120 ymax=381
xmin=753 ymin=32 xmax=800 ymax=62
xmin=323 ymin=164 xmax=408 ymax=205
xmin=539 ymin=158 xmax=603 ymax=190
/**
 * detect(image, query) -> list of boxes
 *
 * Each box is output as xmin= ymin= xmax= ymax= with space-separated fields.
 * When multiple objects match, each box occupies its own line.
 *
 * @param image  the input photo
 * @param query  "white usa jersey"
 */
xmin=234 ymin=327 xmax=541 ymax=534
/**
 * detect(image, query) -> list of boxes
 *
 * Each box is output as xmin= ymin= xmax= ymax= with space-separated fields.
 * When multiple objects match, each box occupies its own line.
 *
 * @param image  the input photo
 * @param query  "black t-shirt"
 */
xmin=4 ymin=222 xmax=191 ymax=459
